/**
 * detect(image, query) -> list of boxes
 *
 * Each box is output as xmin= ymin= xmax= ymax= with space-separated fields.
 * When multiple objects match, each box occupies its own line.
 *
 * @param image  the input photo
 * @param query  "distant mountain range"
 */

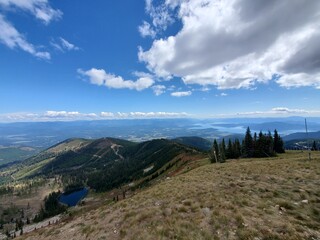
xmin=0 ymin=117 xmax=319 ymax=166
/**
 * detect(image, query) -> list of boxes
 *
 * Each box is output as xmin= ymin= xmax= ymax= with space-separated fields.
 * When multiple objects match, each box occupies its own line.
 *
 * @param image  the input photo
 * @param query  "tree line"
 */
xmin=210 ymin=127 xmax=285 ymax=163
xmin=33 ymin=191 xmax=66 ymax=222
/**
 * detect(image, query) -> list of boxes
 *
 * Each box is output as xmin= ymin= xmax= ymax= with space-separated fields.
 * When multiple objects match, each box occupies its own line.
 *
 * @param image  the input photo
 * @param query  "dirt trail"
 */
xmin=10 ymin=215 xmax=61 ymax=238
xmin=111 ymin=144 xmax=124 ymax=160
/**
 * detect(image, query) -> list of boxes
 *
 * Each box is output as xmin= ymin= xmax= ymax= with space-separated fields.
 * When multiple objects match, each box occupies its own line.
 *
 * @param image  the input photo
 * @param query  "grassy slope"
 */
xmin=20 ymin=151 xmax=320 ymax=240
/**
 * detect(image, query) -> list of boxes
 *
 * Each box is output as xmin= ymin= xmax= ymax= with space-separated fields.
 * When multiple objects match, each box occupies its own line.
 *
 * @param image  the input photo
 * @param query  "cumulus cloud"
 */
xmin=152 ymin=85 xmax=166 ymax=96
xmin=171 ymin=91 xmax=192 ymax=97
xmin=138 ymin=21 xmax=156 ymax=38
xmin=78 ymin=68 xmax=154 ymax=91
xmin=0 ymin=14 xmax=50 ymax=59
xmin=139 ymin=0 xmax=320 ymax=89
xmin=144 ymin=0 xmax=175 ymax=31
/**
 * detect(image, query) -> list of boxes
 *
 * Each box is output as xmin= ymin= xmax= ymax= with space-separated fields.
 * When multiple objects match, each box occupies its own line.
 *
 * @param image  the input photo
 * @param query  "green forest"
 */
xmin=210 ymin=128 xmax=285 ymax=163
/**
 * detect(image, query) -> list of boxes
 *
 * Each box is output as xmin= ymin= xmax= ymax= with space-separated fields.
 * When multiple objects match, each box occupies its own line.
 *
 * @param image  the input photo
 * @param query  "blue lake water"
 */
xmin=59 ymin=188 xmax=88 ymax=207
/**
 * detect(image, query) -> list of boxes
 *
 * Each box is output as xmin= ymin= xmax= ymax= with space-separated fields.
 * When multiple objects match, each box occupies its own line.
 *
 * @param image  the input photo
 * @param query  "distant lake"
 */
xmin=189 ymin=123 xmax=245 ymax=134
xmin=59 ymin=188 xmax=88 ymax=207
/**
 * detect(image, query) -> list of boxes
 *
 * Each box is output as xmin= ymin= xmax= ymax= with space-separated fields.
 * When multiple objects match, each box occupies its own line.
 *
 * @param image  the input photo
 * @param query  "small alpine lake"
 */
xmin=59 ymin=188 xmax=88 ymax=207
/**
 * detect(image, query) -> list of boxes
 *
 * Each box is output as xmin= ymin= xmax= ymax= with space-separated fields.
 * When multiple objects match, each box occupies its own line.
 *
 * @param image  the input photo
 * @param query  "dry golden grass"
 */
xmin=19 ymin=151 xmax=320 ymax=240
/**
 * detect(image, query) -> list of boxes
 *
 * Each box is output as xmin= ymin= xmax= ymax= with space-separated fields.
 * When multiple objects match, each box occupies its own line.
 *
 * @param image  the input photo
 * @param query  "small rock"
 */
xmin=113 ymin=229 xmax=117 ymax=234
xmin=280 ymin=207 xmax=286 ymax=212
xmin=166 ymin=177 xmax=170 ymax=180
xmin=275 ymin=204 xmax=280 ymax=209
xmin=154 ymin=201 xmax=162 ymax=206
xmin=301 ymin=199 xmax=308 ymax=204
xmin=163 ymin=208 xmax=172 ymax=216
xmin=202 ymin=207 xmax=210 ymax=217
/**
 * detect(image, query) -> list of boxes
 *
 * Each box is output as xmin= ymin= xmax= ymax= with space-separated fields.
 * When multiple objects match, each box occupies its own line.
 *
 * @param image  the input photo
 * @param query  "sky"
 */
xmin=0 ymin=0 xmax=320 ymax=122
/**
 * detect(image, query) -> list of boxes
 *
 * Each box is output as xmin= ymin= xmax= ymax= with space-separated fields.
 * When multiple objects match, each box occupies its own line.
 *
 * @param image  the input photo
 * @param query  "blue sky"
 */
xmin=0 ymin=0 xmax=320 ymax=122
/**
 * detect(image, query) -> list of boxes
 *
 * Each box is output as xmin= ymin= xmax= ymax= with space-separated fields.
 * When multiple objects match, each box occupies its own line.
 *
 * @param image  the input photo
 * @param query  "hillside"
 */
xmin=16 ymin=151 xmax=320 ymax=240
xmin=172 ymin=136 xmax=212 ymax=151
xmin=283 ymin=131 xmax=320 ymax=142
xmin=4 ymin=137 xmax=205 ymax=192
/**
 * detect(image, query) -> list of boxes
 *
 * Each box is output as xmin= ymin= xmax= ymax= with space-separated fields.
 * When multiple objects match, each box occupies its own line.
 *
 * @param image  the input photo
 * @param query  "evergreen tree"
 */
xmin=253 ymin=132 xmax=258 ymax=157
xmin=211 ymin=139 xmax=219 ymax=163
xmin=266 ymin=131 xmax=275 ymax=156
xmin=242 ymin=127 xmax=253 ymax=158
xmin=219 ymin=139 xmax=226 ymax=163
xmin=311 ymin=141 xmax=318 ymax=151
xmin=234 ymin=139 xmax=241 ymax=158
xmin=226 ymin=139 xmax=233 ymax=159
xmin=273 ymin=129 xmax=285 ymax=153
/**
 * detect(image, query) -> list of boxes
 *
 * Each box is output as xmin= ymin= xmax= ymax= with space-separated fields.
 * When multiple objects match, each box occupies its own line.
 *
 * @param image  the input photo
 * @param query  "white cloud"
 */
xmin=171 ymin=90 xmax=192 ymax=97
xmin=51 ymin=37 xmax=79 ymax=52
xmin=220 ymin=92 xmax=227 ymax=96
xmin=0 ymin=0 xmax=62 ymax=58
xmin=167 ymin=85 xmax=176 ymax=91
xmin=2 ymin=108 xmax=320 ymax=122
xmin=100 ymin=112 xmax=114 ymax=118
xmin=0 ymin=14 xmax=50 ymax=59
xmin=138 ymin=21 xmax=156 ymax=38
xmin=0 ymin=111 xmax=98 ymax=122
xmin=0 ymin=0 xmax=62 ymax=24
xmin=212 ymin=107 xmax=320 ymax=118
xmin=271 ymin=107 xmax=308 ymax=114
xmin=132 ymin=71 xmax=153 ymax=78
xmin=122 ymin=111 xmax=189 ymax=118
xmin=139 ymin=0 xmax=320 ymax=90
xmin=78 ymin=68 xmax=154 ymax=91
xmin=59 ymin=37 xmax=79 ymax=51
xmin=44 ymin=111 xmax=97 ymax=119
xmin=200 ymin=87 xmax=211 ymax=92
xmin=144 ymin=0 xmax=175 ymax=32
xmin=152 ymin=85 xmax=166 ymax=96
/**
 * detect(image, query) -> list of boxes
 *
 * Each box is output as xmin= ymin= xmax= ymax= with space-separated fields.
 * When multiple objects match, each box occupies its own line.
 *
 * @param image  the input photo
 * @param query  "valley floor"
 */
xmin=19 ymin=151 xmax=320 ymax=240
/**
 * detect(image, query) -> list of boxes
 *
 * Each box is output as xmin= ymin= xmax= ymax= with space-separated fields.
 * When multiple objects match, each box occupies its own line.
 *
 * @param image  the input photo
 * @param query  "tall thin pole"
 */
xmin=305 ymin=118 xmax=311 ymax=160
